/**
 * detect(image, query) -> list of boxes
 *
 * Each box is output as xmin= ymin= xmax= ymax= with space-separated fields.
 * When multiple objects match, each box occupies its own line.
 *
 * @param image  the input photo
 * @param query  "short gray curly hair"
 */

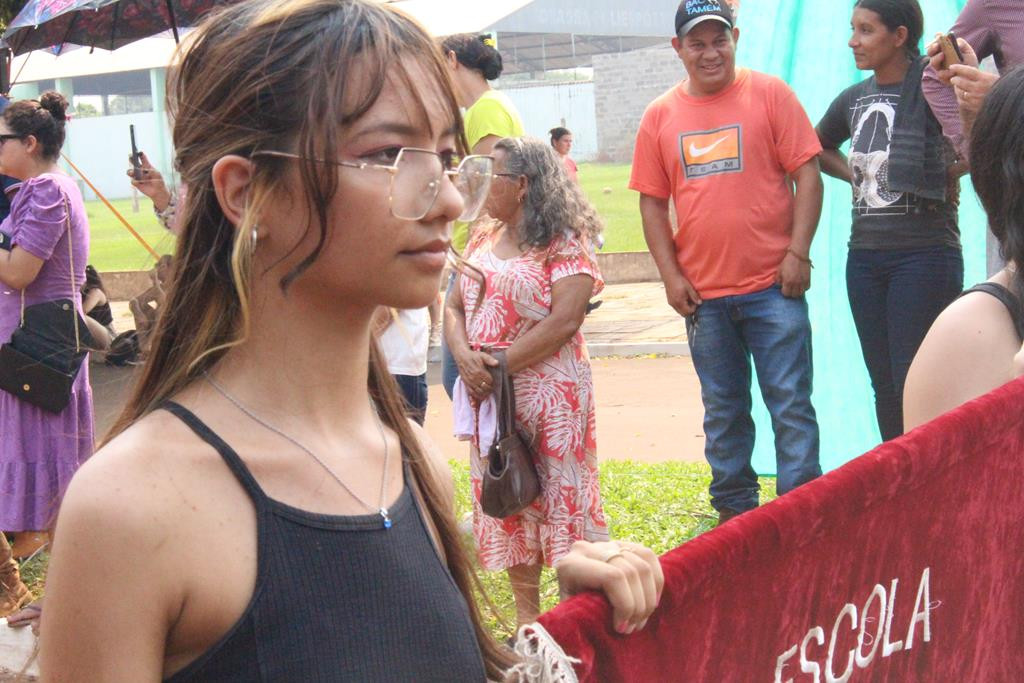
xmin=493 ymin=136 xmax=603 ymax=248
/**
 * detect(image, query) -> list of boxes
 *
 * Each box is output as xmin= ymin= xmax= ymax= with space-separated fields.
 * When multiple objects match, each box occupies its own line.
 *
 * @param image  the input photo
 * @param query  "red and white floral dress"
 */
xmin=461 ymin=221 xmax=609 ymax=571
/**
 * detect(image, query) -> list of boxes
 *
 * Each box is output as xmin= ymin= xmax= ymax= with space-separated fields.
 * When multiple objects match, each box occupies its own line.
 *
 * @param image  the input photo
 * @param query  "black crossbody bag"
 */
xmin=0 ymin=195 xmax=93 ymax=413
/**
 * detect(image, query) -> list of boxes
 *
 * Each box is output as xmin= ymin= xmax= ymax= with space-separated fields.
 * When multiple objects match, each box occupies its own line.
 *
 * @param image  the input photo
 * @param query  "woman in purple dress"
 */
xmin=0 ymin=91 xmax=93 ymax=568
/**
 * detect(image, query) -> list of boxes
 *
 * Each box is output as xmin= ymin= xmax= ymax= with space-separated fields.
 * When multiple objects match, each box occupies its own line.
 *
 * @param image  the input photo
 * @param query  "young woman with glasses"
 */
xmin=36 ymin=1 xmax=661 ymax=679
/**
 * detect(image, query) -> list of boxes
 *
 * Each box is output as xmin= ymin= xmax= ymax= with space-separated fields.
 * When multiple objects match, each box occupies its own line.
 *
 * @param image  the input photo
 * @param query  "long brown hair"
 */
xmin=103 ymin=0 xmax=513 ymax=676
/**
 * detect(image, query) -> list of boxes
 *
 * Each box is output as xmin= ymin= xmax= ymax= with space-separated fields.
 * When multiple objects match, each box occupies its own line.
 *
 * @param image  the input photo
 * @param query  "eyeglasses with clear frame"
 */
xmin=252 ymin=148 xmax=494 ymax=222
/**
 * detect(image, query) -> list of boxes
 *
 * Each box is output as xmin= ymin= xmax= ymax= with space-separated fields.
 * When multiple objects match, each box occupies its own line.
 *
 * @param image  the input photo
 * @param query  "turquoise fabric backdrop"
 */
xmin=730 ymin=1 xmax=982 ymax=474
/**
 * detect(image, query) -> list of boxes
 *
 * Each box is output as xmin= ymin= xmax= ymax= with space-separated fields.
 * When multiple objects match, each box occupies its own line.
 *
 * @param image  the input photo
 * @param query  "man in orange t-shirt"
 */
xmin=630 ymin=0 xmax=824 ymax=524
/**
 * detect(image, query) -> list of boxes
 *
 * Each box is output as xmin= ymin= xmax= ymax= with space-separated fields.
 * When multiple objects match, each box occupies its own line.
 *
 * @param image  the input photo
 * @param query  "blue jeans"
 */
xmin=393 ymin=373 xmax=428 ymax=425
xmin=846 ymin=247 xmax=963 ymax=441
xmin=685 ymin=285 xmax=820 ymax=513
xmin=441 ymin=273 xmax=459 ymax=399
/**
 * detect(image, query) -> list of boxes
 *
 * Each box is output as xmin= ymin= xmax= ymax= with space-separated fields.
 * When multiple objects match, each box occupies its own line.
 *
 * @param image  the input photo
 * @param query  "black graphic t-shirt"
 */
xmin=818 ymin=77 xmax=959 ymax=251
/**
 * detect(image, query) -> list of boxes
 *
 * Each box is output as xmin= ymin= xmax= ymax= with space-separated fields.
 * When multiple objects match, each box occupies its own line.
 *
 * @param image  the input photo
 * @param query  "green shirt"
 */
xmin=453 ymin=90 xmax=524 ymax=252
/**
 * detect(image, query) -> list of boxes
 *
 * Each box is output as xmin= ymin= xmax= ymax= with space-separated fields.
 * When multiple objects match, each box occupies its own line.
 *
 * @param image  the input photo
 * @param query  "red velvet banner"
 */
xmin=539 ymin=378 xmax=1024 ymax=681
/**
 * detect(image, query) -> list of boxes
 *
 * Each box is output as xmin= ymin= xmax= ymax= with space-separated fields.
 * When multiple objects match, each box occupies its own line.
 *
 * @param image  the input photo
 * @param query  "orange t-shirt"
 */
xmin=629 ymin=69 xmax=821 ymax=299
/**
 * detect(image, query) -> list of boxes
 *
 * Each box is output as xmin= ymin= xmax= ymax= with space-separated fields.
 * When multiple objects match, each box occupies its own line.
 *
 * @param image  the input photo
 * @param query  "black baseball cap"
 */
xmin=675 ymin=1 xmax=734 ymax=37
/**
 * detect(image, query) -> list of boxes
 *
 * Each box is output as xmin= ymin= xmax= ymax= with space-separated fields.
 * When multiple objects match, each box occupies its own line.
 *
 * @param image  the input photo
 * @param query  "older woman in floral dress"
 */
xmin=446 ymin=136 xmax=608 ymax=626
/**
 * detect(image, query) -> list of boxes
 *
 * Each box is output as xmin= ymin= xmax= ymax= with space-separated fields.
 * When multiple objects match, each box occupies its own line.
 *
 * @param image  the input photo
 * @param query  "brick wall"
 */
xmin=594 ymin=45 xmax=682 ymax=163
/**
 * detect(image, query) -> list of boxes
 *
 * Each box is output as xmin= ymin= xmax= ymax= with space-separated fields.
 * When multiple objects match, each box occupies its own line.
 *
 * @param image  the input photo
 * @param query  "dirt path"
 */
xmin=92 ymin=356 xmax=706 ymax=465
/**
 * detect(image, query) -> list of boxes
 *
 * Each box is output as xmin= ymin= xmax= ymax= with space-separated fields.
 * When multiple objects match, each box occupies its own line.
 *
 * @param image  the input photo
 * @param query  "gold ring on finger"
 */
xmin=598 ymin=543 xmax=623 ymax=563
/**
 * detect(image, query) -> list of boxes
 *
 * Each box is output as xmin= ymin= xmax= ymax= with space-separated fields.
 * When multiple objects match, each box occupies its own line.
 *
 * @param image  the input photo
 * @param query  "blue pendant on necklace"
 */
xmin=380 ymin=508 xmax=392 ymax=529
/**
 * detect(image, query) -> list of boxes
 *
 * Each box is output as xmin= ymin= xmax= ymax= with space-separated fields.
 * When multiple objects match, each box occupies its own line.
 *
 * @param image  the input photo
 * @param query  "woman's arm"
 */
xmin=128 ymin=152 xmax=172 ymax=212
xmin=503 ymin=274 xmax=592 ymax=374
xmin=0 ymin=246 xmax=44 ymax=290
xmin=815 ymin=126 xmax=852 ymax=183
xmin=39 ymin=447 xmax=181 ymax=680
xmin=444 ymin=274 xmax=498 ymax=400
xmin=471 ymin=135 xmax=501 ymax=156
xmin=82 ymin=287 xmax=105 ymax=315
xmin=555 ymin=540 xmax=664 ymax=634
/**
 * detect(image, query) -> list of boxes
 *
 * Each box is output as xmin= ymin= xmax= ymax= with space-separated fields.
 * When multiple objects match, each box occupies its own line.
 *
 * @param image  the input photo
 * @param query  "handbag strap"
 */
xmin=17 ymin=189 xmax=80 ymax=353
xmin=490 ymin=350 xmax=517 ymax=442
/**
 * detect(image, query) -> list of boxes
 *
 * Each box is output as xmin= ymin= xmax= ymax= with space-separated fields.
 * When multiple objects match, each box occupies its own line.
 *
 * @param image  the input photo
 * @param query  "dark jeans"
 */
xmin=846 ymin=246 xmax=963 ymax=441
xmin=685 ymin=284 xmax=821 ymax=513
xmin=393 ymin=373 xmax=428 ymax=425
xmin=441 ymin=273 xmax=459 ymax=399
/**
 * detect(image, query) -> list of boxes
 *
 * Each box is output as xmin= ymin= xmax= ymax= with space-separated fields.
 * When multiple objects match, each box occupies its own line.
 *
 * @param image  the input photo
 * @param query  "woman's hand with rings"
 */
xmin=950 ymin=64 xmax=999 ymax=114
xmin=554 ymin=540 xmax=664 ymax=635
xmin=454 ymin=349 xmax=498 ymax=401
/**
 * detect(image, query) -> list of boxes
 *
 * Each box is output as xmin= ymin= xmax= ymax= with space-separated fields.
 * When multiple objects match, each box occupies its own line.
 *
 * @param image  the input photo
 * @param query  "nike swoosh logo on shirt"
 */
xmin=689 ymin=136 xmax=729 ymax=158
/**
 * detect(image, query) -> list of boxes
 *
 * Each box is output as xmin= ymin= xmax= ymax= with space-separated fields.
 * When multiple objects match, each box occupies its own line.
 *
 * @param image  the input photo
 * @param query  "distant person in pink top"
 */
xmin=549 ymin=126 xmax=578 ymax=183
xmin=921 ymin=0 xmax=1024 ymax=158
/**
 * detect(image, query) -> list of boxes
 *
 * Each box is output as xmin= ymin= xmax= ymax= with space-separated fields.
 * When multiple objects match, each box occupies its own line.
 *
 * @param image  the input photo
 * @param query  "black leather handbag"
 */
xmin=0 ymin=195 xmax=93 ymax=414
xmin=479 ymin=350 xmax=541 ymax=518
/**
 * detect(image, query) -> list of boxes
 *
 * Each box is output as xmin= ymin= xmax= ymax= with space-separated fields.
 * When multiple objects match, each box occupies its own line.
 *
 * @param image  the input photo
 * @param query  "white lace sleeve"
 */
xmin=502 ymin=622 xmax=580 ymax=683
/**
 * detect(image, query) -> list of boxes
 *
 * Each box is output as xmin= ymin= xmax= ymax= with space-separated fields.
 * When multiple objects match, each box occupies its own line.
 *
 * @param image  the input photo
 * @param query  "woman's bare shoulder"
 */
xmin=40 ymin=408 xmax=237 ymax=677
xmin=62 ymin=408 xmax=227 ymax=533
xmin=904 ymin=290 xmax=1019 ymax=430
xmin=923 ymin=289 xmax=1019 ymax=355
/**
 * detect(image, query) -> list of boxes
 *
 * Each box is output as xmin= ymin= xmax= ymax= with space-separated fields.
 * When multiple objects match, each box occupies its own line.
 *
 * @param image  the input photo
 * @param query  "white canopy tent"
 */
xmin=387 ymin=0 xmax=535 ymax=36
xmin=389 ymin=0 xmax=680 ymax=75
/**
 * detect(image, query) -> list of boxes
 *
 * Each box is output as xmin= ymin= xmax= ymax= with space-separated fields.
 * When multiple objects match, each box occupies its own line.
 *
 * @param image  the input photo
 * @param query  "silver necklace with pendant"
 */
xmin=204 ymin=372 xmax=394 ymax=529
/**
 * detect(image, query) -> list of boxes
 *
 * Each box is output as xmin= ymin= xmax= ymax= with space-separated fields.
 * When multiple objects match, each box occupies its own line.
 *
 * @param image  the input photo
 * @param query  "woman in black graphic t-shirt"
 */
xmin=816 ymin=0 xmax=963 ymax=441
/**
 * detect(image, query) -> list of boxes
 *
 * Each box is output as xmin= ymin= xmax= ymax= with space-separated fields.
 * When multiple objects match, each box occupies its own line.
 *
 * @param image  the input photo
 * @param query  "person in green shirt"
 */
xmin=441 ymin=33 xmax=525 ymax=251
xmin=439 ymin=33 xmax=525 ymax=397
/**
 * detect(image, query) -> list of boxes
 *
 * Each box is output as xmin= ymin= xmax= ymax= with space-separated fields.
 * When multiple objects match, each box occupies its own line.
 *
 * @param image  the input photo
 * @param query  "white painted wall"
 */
xmin=62 ymin=110 xmax=175 ymax=201
xmin=502 ymin=81 xmax=597 ymax=161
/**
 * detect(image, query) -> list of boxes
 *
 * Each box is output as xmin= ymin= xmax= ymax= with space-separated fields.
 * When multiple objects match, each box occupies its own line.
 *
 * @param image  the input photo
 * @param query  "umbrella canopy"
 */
xmin=2 ymin=0 xmax=238 ymax=56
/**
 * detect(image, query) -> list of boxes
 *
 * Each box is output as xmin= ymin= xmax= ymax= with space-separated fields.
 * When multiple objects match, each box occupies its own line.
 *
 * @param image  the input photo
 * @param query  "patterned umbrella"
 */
xmin=1 ymin=0 xmax=240 ymax=56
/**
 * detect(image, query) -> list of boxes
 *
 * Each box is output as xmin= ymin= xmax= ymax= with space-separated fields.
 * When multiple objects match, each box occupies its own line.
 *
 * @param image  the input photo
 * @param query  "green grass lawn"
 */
xmin=83 ymin=164 xmax=647 ymax=272
xmin=577 ymin=163 xmax=646 ymax=252
xmin=454 ymin=459 xmax=776 ymax=640
xmin=19 ymin=460 xmax=775 ymax=643
xmin=83 ymin=197 xmax=177 ymax=272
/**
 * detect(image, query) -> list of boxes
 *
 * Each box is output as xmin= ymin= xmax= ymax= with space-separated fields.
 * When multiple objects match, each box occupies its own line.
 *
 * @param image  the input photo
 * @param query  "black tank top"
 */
xmin=161 ymin=402 xmax=487 ymax=682
xmin=84 ymin=287 xmax=113 ymax=326
xmin=961 ymin=282 xmax=1024 ymax=341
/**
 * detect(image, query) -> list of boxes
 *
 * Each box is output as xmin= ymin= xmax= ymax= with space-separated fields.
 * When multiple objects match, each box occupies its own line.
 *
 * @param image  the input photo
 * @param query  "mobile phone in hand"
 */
xmin=129 ymin=124 xmax=143 ymax=181
xmin=938 ymin=31 xmax=964 ymax=68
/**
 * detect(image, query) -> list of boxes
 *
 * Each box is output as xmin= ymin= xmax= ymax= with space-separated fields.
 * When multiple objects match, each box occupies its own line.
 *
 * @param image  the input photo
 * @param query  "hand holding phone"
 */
xmin=936 ymin=32 xmax=964 ymax=68
xmin=129 ymin=124 xmax=143 ymax=181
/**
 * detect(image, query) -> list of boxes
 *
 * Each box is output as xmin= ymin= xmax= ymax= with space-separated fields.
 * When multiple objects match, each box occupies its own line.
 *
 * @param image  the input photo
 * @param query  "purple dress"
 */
xmin=0 ymin=174 xmax=93 ymax=532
